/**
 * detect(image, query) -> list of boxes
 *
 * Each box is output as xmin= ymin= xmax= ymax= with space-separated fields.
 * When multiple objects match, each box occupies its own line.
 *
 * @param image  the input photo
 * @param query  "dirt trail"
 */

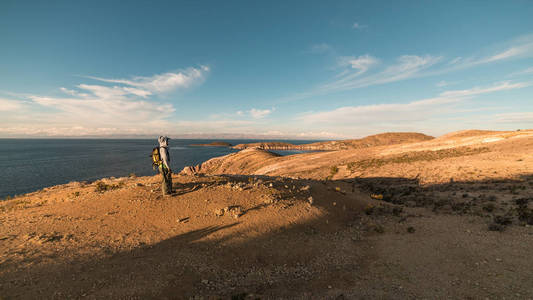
xmin=1 ymin=129 xmax=533 ymax=298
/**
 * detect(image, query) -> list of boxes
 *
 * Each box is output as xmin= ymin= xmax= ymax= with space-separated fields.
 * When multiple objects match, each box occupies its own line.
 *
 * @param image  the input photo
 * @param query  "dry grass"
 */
xmin=94 ymin=181 xmax=125 ymax=193
xmin=347 ymin=147 xmax=490 ymax=172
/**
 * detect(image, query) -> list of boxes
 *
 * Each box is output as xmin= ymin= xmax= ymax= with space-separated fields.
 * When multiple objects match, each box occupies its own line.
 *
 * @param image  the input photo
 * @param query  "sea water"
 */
xmin=0 ymin=139 xmax=318 ymax=199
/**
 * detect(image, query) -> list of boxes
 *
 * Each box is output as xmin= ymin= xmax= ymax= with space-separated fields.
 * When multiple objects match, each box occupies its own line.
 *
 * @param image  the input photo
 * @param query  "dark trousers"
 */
xmin=159 ymin=165 xmax=173 ymax=195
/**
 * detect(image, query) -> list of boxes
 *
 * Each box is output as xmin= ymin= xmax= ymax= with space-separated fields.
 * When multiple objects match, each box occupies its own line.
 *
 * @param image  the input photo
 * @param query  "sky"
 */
xmin=1 ymin=0 xmax=532 ymax=139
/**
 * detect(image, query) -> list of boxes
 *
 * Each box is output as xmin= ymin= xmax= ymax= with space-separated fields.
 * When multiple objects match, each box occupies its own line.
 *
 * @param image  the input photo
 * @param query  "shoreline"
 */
xmin=2 ymin=129 xmax=533 ymax=298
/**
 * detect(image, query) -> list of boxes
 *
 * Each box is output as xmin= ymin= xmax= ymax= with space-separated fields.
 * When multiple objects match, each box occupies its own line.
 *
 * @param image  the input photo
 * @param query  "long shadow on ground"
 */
xmin=1 ymin=174 xmax=532 ymax=298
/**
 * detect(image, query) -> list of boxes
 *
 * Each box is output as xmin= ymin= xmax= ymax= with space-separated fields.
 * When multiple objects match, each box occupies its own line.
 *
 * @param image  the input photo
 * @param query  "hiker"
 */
xmin=155 ymin=136 xmax=173 ymax=195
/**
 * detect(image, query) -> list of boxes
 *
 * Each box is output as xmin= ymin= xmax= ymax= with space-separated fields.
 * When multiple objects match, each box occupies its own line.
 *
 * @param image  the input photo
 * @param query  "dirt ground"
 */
xmin=1 ymin=129 xmax=532 ymax=299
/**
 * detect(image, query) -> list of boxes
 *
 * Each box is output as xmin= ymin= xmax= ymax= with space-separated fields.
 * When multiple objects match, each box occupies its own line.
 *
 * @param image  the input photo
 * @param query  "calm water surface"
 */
xmin=0 ymin=139 xmax=318 ymax=198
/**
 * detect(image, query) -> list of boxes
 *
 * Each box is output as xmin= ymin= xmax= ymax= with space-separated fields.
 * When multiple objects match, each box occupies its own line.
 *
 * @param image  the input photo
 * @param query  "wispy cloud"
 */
xmin=299 ymin=81 xmax=530 ymax=125
xmin=85 ymin=65 xmax=209 ymax=96
xmin=0 ymin=67 xmax=209 ymax=137
xmin=447 ymin=35 xmax=533 ymax=70
xmin=0 ymin=98 xmax=24 ymax=111
xmin=493 ymin=112 xmax=533 ymax=124
xmin=352 ymin=22 xmax=367 ymax=30
xmin=320 ymin=54 xmax=442 ymax=93
xmin=283 ymin=34 xmax=533 ymax=103
xmin=249 ymin=108 xmax=274 ymax=119
xmin=232 ymin=108 xmax=275 ymax=119
xmin=509 ymin=66 xmax=533 ymax=77
xmin=483 ymin=43 xmax=533 ymax=63
xmin=337 ymin=55 xmax=379 ymax=75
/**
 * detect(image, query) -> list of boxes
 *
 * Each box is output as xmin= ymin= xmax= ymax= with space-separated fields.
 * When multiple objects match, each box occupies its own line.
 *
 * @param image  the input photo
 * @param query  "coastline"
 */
xmin=2 ymin=129 xmax=533 ymax=298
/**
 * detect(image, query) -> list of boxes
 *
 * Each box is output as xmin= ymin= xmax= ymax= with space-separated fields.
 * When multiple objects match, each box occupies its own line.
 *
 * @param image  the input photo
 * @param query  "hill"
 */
xmin=190 ymin=141 xmax=233 ymax=147
xmin=232 ymin=132 xmax=434 ymax=150
xmin=2 ymin=129 xmax=533 ymax=298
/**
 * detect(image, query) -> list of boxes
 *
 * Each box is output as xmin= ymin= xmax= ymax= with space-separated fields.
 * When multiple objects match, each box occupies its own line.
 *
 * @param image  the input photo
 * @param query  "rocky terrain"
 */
xmin=1 ymin=129 xmax=533 ymax=298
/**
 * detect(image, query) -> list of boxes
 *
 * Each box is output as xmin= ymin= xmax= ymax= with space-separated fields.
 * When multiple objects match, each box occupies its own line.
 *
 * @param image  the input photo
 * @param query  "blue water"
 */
xmin=0 ymin=139 xmax=318 ymax=199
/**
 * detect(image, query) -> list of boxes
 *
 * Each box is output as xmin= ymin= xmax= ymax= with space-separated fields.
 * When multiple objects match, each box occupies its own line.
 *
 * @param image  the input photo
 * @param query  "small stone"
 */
xmin=300 ymin=185 xmax=310 ymax=191
xmin=214 ymin=209 xmax=224 ymax=217
xmin=407 ymin=226 xmax=415 ymax=233
xmin=495 ymin=258 xmax=502 ymax=262
xmin=332 ymin=202 xmax=336 ymax=206
xmin=307 ymin=196 xmax=314 ymax=205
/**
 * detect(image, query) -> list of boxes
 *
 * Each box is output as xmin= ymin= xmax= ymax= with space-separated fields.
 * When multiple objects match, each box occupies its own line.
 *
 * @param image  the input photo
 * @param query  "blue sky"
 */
xmin=1 ymin=0 xmax=532 ymax=139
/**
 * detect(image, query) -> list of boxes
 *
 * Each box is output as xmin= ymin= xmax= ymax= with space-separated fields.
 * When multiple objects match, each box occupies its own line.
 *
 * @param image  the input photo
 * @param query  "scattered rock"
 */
xmin=488 ymin=223 xmax=504 ymax=231
xmin=373 ymin=224 xmax=385 ymax=233
xmin=263 ymin=197 xmax=275 ymax=204
xmin=214 ymin=208 xmax=224 ymax=217
xmin=493 ymin=215 xmax=512 ymax=226
xmin=370 ymin=194 xmax=383 ymax=200
xmin=307 ymin=196 xmax=314 ymax=205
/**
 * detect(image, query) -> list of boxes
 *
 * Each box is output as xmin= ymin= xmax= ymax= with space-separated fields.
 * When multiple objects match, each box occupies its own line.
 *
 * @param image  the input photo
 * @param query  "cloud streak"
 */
xmin=352 ymin=22 xmax=367 ymax=30
xmin=0 ymin=67 xmax=209 ymax=137
xmin=321 ymin=54 xmax=442 ymax=93
xmin=87 ymin=66 xmax=209 ymax=93
xmin=300 ymin=81 xmax=530 ymax=125
xmin=249 ymin=108 xmax=274 ymax=119
xmin=282 ymin=34 xmax=533 ymax=103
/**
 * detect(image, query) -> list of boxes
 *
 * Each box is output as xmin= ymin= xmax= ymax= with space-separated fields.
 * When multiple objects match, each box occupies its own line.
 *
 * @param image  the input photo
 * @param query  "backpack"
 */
xmin=150 ymin=147 xmax=162 ymax=169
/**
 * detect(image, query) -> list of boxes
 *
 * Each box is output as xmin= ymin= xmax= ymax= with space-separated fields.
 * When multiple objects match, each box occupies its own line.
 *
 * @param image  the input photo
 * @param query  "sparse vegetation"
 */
xmin=0 ymin=198 xmax=32 ymax=212
xmin=347 ymin=147 xmax=490 ymax=172
xmin=515 ymin=198 xmax=533 ymax=225
xmin=95 ymin=181 xmax=124 ymax=193
xmin=330 ymin=166 xmax=339 ymax=175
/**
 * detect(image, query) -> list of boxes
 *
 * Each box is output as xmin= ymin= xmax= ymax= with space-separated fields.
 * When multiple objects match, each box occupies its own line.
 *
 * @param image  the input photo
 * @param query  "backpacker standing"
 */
xmin=157 ymin=136 xmax=173 ymax=195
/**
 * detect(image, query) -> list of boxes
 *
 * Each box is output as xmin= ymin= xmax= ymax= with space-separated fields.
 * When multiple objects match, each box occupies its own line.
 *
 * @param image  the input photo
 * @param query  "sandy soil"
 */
xmin=1 ymin=129 xmax=532 ymax=299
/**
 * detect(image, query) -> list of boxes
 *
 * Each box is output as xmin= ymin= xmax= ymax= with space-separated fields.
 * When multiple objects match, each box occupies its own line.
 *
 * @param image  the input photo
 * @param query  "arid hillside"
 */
xmin=183 ymin=129 xmax=533 ymax=183
xmin=232 ymin=132 xmax=434 ymax=150
xmin=1 ymin=129 xmax=532 ymax=298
